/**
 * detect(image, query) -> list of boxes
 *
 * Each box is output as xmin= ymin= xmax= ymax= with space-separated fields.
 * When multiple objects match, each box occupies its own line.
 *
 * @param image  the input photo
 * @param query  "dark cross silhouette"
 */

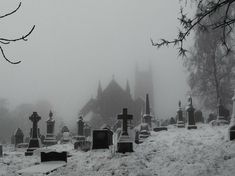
xmin=29 ymin=112 xmax=41 ymax=139
xmin=117 ymin=108 xmax=133 ymax=135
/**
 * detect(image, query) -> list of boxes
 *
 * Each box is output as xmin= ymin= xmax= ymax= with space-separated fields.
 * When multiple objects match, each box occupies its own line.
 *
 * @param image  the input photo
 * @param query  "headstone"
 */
xmin=44 ymin=111 xmax=57 ymax=146
xmin=77 ymin=116 xmax=84 ymax=136
xmin=117 ymin=108 xmax=134 ymax=153
xmin=176 ymin=101 xmax=185 ymax=128
xmin=14 ymin=128 xmax=24 ymax=147
xmin=138 ymin=123 xmax=150 ymax=143
xmin=216 ymin=98 xmax=229 ymax=124
xmin=92 ymin=130 xmax=111 ymax=149
xmin=101 ymin=125 xmax=113 ymax=146
xmin=25 ymin=112 xmax=41 ymax=156
xmin=229 ymin=90 xmax=235 ymax=140
xmin=142 ymin=94 xmax=152 ymax=128
xmin=186 ymin=96 xmax=197 ymax=130
xmin=194 ymin=110 xmax=204 ymax=123
xmin=0 ymin=145 xmax=2 ymax=157
xmin=25 ymin=137 xmax=30 ymax=143
xmin=61 ymin=126 xmax=70 ymax=143
xmin=84 ymin=123 xmax=91 ymax=137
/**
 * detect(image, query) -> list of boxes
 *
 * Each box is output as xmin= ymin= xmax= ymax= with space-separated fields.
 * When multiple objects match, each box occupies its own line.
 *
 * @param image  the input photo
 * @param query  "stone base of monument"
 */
xmin=117 ymin=135 xmax=133 ymax=153
xmin=177 ymin=121 xmax=185 ymax=128
xmin=44 ymin=134 xmax=57 ymax=146
xmin=25 ymin=138 xmax=41 ymax=156
xmin=187 ymin=125 xmax=197 ymax=130
xmin=229 ymin=125 xmax=235 ymax=140
xmin=153 ymin=127 xmax=168 ymax=132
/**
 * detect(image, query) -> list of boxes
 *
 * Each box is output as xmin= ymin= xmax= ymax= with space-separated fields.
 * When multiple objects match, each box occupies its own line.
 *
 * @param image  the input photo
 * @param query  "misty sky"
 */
xmin=0 ymin=0 xmax=192 ymax=123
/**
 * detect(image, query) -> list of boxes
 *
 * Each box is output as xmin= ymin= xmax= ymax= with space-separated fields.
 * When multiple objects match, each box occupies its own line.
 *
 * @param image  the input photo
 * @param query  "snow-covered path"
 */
xmin=1 ymin=125 xmax=235 ymax=176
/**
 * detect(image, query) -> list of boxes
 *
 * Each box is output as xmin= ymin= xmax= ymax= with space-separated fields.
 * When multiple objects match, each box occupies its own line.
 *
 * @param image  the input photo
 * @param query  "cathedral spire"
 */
xmin=145 ymin=94 xmax=150 ymax=115
xmin=126 ymin=80 xmax=130 ymax=95
xmin=97 ymin=81 xmax=102 ymax=100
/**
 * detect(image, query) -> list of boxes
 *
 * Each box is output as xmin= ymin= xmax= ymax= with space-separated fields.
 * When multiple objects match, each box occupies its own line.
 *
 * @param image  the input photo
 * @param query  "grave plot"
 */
xmin=17 ymin=151 xmax=67 ymax=175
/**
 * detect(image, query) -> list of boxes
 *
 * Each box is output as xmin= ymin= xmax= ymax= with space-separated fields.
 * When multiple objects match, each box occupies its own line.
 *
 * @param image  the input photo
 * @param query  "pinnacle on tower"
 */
xmin=146 ymin=94 xmax=150 ymax=115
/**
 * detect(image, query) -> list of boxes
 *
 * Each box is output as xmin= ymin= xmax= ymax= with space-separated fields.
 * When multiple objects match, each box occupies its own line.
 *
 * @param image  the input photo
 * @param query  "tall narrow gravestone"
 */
xmin=25 ymin=112 xmax=41 ymax=156
xmin=77 ymin=116 xmax=84 ymax=136
xmin=44 ymin=111 xmax=57 ymax=146
xmin=14 ymin=128 xmax=24 ymax=147
xmin=142 ymin=94 xmax=152 ymax=128
xmin=229 ymin=90 xmax=235 ymax=140
xmin=0 ymin=145 xmax=2 ymax=157
xmin=186 ymin=96 xmax=197 ymax=130
xmin=217 ymin=98 xmax=229 ymax=125
xmin=117 ymin=108 xmax=134 ymax=153
xmin=177 ymin=101 xmax=185 ymax=128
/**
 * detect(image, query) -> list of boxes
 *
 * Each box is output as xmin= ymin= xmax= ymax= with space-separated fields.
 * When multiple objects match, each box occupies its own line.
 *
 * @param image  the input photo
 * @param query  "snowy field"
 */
xmin=1 ymin=124 xmax=235 ymax=176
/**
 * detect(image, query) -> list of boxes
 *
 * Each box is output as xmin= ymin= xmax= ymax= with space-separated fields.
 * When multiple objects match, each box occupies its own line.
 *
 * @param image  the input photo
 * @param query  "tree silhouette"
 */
xmin=151 ymin=0 xmax=235 ymax=56
xmin=0 ymin=2 xmax=35 ymax=64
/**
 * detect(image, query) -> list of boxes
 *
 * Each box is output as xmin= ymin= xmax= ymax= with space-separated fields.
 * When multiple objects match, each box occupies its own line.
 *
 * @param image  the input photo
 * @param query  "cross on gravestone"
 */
xmin=30 ymin=112 xmax=41 ymax=138
xmin=25 ymin=112 xmax=41 ymax=156
xmin=117 ymin=108 xmax=134 ymax=153
xmin=117 ymin=108 xmax=133 ymax=135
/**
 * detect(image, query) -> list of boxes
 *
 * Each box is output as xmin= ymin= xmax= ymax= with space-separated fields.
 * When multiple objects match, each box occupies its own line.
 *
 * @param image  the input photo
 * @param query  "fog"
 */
xmin=0 ymin=0 xmax=190 ymax=125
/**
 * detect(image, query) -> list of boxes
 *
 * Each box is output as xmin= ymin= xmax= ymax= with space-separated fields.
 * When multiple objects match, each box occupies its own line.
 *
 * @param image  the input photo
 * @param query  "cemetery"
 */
xmin=0 ymin=92 xmax=234 ymax=176
xmin=1 ymin=1 xmax=235 ymax=176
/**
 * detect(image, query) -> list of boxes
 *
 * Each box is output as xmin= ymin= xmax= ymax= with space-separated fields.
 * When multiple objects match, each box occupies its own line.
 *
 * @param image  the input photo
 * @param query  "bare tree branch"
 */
xmin=0 ymin=2 xmax=21 ymax=19
xmin=0 ymin=46 xmax=21 ymax=64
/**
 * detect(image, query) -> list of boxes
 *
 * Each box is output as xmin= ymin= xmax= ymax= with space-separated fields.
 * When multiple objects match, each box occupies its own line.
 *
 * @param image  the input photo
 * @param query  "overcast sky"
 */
xmin=0 ymin=0 xmax=192 ymax=123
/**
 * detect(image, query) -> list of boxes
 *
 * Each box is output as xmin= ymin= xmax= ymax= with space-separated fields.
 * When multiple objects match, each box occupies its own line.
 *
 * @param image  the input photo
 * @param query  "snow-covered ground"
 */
xmin=1 ymin=124 xmax=235 ymax=176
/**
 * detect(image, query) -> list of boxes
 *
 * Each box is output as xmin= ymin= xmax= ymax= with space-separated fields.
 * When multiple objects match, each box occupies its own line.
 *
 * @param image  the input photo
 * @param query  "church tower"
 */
xmin=134 ymin=63 xmax=155 ymax=114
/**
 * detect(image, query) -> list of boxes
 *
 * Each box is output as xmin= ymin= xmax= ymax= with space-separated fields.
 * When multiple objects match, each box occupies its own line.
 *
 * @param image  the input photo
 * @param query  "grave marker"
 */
xmin=142 ymin=94 xmax=152 ymax=128
xmin=176 ymin=101 xmax=185 ymax=128
xmin=44 ymin=111 xmax=57 ymax=146
xmin=25 ymin=112 xmax=41 ymax=156
xmin=14 ymin=128 xmax=24 ymax=147
xmin=117 ymin=108 xmax=134 ymax=153
xmin=186 ymin=96 xmax=197 ymax=130
xmin=229 ymin=90 xmax=235 ymax=140
xmin=0 ymin=145 xmax=2 ymax=157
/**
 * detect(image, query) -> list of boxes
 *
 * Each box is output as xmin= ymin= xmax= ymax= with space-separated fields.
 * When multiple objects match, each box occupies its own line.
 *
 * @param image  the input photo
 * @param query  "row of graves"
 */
xmin=1 ymin=93 xmax=235 ymax=175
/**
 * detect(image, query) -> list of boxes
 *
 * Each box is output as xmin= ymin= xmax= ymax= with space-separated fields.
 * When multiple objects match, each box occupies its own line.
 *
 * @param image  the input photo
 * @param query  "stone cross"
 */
xmin=29 ymin=112 xmax=41 ymax=139
xmin=118 ymin=108 xmax=133 ymax=135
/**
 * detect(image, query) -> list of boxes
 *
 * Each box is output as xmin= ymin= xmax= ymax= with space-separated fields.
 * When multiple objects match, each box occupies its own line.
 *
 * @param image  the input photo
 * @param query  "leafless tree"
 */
xmin=0 ymin=2 xmax=35 ymax=64
xmin=151 ymin=0 xmax=235 ymax=56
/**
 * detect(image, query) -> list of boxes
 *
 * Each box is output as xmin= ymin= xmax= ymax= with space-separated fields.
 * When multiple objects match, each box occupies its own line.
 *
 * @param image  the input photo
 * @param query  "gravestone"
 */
xmin=25 ymin=112 xmax=41 ymax=156
xmin=74 ymin=116 xmax=86 ymax=150
xmin=186 ymin=96 xmax=197 ymax=130
xmin=84 ymin=123 xmax=91 ymax=137
xmin=0 ymin=145 xmax=2 ymax=157
xmin=14 ymin=128 xmax=24 ymax=147
xmin=61 ymin=126 xmax=70 ymax=143
xmin=138 ymin=123 xmax=151 ymax=143
xmin=117 ymin=108 xmax=134 ymax=153
xmin=77 ymin=116 xmax=84 ymax=136
xmin=102 ymin=125 xmax=113 ymax=146
xmin=176 ymin=101 xmax=185 ymax=128
xmin=216 ymin=98 xmax=229 ymax=125
xmin=142 ymin=94 xmax=152 ymax=128
xmin=44 ymin=111 xmax=57 ymax=146
xmin=92 ymin=130 xmax=111 ymax=149
xmin=229 ymin=90 xmax=235 ymax=140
